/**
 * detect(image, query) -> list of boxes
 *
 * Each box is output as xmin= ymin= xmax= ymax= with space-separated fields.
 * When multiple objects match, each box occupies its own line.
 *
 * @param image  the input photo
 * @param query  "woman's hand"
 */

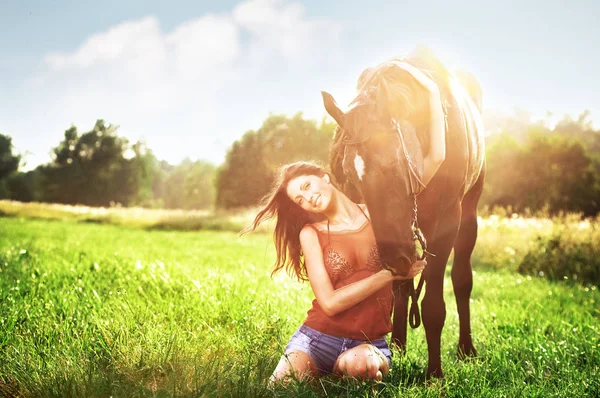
xmin=391 ymin=259 xmax=427 ymax=281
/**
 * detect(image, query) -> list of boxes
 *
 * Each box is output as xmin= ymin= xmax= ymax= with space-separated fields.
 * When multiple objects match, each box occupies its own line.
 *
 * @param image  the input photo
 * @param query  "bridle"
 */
xmin=394 ymin=119 xmax=437 ymax=328
xmin=341 ymin=119 xmax=435 ymax=329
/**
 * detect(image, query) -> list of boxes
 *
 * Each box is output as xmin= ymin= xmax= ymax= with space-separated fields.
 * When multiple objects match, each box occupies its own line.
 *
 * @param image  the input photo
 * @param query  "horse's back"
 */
xmin=405 ymin=49 xmax=485 ymax=195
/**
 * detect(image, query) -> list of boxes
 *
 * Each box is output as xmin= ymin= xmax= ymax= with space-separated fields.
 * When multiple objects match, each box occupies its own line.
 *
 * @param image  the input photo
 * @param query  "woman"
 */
xmin=245 ymin=62 xmax=445 ymax=383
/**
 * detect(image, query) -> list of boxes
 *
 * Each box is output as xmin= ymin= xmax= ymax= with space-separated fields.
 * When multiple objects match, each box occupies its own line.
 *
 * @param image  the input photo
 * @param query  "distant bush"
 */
xmin=518 ymin=217 xmax=600 ymax=287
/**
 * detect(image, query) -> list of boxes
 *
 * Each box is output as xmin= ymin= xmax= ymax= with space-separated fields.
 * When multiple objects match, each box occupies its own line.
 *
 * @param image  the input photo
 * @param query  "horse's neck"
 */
xmin=399 ymin=122 xmax=426 ymax=184
xmin=403 ymin=48 xmax=485 ymax=194
xmin=398 ymin=50 xmax=455 ymax=182
xmin=382 ymin=48 xmax=460 ymax=184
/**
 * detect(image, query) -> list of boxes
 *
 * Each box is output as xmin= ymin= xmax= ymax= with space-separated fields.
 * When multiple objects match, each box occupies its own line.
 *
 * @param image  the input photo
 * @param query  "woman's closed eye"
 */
xmin=296 ymin=182 xmax=311 ymax=205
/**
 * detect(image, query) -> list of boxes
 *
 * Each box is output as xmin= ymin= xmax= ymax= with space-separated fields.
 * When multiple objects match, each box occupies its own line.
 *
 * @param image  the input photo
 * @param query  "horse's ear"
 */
xmin=321 ymin=91 xmax=345 ymax=127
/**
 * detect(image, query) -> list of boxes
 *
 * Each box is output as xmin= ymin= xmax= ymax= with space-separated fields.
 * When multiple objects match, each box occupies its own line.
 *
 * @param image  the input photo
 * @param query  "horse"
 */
xmin=320 ymin=46 xmax=486 ymax=378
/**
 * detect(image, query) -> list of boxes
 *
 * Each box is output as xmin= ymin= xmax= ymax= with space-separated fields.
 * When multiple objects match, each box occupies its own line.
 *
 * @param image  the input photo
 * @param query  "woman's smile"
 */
xmin=313 ymin=194 xmax=321 ymax=208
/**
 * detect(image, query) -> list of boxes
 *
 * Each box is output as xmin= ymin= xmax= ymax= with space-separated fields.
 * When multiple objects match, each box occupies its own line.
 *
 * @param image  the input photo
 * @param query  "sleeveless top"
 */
xmin=303 ymin=210 xmax=393 ymax=340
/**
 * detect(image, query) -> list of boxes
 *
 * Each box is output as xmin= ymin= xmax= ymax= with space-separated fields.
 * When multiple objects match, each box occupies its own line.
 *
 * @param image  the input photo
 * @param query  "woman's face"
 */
xmin=285 ymin=173 xmax=334 ymax=213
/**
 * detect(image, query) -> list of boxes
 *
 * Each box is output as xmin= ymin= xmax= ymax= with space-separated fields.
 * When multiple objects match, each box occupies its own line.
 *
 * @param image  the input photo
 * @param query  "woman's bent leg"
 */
xmin=333 ymin=344 xmax=389 ymax=380
xmin=270 ymin=350 xmax=319 ymax=384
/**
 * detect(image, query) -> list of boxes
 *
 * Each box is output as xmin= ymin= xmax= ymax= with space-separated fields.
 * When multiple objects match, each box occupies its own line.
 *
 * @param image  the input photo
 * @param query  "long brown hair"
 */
xmin=243 ymin=161 xmax=328 ymax=281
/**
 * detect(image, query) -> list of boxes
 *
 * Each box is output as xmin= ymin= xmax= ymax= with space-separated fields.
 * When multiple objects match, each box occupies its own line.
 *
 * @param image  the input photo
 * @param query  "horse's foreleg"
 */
xmin=391 ymin=281 xmax=410 ymax=352
xmin=451 ymin=170 xmax=484 ymax=359
xmin=421 ymin=205 xmax=461 ymax=379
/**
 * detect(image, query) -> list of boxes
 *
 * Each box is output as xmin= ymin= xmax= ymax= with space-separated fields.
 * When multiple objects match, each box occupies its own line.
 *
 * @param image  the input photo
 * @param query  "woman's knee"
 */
xmin=346 ymin=357 xmax=379 ymax=379
xmin=356 ymin=360 xmax=380 ymax=379
xmin=335 ymin=344 xmax=387 ymax=380
xmin=270 ymin=350 xmax=318 ymax=384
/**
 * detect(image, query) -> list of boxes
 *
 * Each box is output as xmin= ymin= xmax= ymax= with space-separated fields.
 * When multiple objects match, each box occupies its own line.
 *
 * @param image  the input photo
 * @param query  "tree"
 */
xmin=4 ymin=120 xmax=218 ymax=209
xmin=481 ymin=111 xmax=600 ymax=216
xmin=5 ymin=169 xmax=42 ymax=202
xmin=519 ymin=132 xmax=596 ymax=215
xmin=553 ymin=110 xmax=600 ymax=153
xmin=216 ymin=131 xmax=273 ymax=208
xmin=0 ymin=134 xmax=20 ymax=180
xmin=215 ymin=113 xmax=335 ymax=209
xmin=41 ymin=120 xmax=134 ymax=206
xmin=480 ymin=132 xmax=524 ymax=208
xmin=120 ymin=139 xmax=160 ymax=207
xmin=161 ymin=159 xmax=216 ymax=210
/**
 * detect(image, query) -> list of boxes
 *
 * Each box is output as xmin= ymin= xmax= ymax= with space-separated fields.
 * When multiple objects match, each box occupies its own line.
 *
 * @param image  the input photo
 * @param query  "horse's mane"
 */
xmin=355 ymin=59 xmax=428 ymax=119
xmin=348 ymin=57 xmax=438 ymax=151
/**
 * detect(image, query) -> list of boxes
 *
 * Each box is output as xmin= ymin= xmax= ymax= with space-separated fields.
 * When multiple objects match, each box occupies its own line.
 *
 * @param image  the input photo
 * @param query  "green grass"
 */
xmin=0 ymin=216 xmax=599 ymax=397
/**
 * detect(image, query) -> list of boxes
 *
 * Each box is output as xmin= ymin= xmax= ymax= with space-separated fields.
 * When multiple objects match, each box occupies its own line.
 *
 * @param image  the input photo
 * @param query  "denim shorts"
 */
xmin=284 ymin=324 xmax=392 ymax=375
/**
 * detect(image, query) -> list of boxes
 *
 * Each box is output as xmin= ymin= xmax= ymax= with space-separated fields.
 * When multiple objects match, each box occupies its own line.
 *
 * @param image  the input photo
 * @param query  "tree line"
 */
xmin=1 ymin=110 xmax=599 ymax=216
xmin=0 ymin=114 xmax=335 ymax=210
xmin=0 ymin=120 xmax=216 ymax=210
xmin=482 ymin=110 xmax=600 ymax=217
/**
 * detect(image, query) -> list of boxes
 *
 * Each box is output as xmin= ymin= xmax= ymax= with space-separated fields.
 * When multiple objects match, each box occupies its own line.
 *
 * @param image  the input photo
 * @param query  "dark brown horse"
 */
xmin=321 ymin=46 xmax=486 ymax=378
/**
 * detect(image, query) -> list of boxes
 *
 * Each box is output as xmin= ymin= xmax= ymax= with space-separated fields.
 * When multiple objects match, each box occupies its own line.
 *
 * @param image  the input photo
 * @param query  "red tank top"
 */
xmin=303 ymin=217 xmax=393 ymax=340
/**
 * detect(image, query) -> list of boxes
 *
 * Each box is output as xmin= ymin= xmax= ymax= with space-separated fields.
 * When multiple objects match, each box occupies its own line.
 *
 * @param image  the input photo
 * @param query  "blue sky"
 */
xmin=2 ymin=0 xmax=599 ymax=170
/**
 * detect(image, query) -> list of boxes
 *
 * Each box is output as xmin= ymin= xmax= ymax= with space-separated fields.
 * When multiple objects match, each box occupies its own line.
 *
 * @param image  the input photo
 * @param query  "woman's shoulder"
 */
xmin=303 ymin=221 xmax=327 ymax=233
xmin=299 ymin=224 xmax=323 ymax=247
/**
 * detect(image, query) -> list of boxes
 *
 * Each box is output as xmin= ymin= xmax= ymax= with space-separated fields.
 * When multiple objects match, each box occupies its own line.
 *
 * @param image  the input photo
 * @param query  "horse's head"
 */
xmin=322 ymin=59 xmax=438 ymax=275
xmin=322 ymin=86 xmax=422 ymax=276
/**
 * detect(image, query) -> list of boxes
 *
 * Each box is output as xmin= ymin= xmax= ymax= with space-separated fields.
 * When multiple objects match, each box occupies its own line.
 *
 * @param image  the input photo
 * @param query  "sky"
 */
xmin=1 ymin=0 xmax=599 ymax=170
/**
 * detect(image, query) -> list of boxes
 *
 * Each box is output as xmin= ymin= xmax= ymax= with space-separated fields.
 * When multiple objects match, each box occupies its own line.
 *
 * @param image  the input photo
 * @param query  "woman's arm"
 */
xmin=396 ymin=62 xmax=447 ymax=186
xmin=300 ymin=226 xmax=424 ymax=317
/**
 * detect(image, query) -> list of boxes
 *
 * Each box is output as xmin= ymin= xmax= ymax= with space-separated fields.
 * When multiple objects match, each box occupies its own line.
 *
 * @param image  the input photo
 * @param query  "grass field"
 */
xmin=1 ymin=210 xmax=599 ymax=397
xmin=0 ymin=200 xmax=259 ymax=233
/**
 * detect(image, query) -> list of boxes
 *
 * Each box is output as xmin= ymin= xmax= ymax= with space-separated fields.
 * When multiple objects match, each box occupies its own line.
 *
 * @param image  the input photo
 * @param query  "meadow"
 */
xmin=0 ymin=202 xmax=599 ymax=397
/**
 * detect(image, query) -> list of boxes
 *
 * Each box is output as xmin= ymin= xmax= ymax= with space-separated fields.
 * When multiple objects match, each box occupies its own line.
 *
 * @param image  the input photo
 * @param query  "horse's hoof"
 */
xmin=426 ymin=367 xmax=444 ymax=380
xmin=457 ymin=344 xmax=477 ymax=360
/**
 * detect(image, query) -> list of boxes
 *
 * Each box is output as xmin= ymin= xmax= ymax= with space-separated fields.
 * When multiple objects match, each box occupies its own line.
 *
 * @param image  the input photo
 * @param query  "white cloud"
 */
xmin=42 ymin=14 xmax=239 ymax=104
xmin=233 ymin=0 xmax=342 ymax=64
xmin=23 ymin=0 xmax=342 ymax=167
xmin=44 ymin=17 xmax=163 ymax=70
xmin=167 ymin=14 xmax=240 ymax=81
xmin=41 ymin=0 xmax=340 ymax=95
